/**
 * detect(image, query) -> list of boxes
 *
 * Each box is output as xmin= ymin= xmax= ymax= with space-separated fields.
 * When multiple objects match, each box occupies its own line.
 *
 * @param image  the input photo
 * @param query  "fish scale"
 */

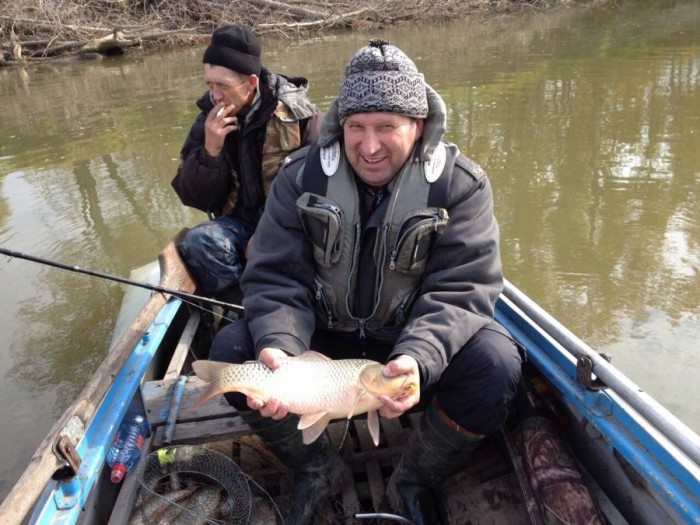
xmin=225 ymin=358 xmax=379 ymax=413
xmin=192 ymin=353 xmax=418 ymax=446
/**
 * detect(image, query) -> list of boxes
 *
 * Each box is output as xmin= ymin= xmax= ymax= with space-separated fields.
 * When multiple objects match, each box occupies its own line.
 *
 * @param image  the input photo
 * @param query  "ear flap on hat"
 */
xmin=420 ymin=84 xmax=447 ymax=160
xmin=318 ymin=98 xmax=344 ymax=147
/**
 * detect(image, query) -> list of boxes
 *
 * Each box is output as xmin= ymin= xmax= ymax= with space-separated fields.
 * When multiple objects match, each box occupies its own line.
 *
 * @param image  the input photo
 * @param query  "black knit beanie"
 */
xmin=202 ymin=24 xmax=262 ymax=76
xmin=337 ymin=39 xmax=428 ymax=120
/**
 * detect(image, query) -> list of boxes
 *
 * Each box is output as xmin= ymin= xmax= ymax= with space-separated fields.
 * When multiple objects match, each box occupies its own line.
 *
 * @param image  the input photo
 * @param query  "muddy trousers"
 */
xmin=238 ymin=411 xmax=343 ymax=525
xmin=387 ymin=401 xmax=484 ymax=525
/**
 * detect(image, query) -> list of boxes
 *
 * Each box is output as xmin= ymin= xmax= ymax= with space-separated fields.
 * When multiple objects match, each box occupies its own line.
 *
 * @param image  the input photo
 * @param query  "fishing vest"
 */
xmin=221 ymin=101 xmax=303 ymax=216
xmin=295 ymin=140 xmax=458 ymax=338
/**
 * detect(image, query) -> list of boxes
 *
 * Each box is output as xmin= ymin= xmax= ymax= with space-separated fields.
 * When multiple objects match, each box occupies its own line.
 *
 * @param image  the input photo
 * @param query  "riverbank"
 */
xmin=1 ymin=0 xmax=600 ymax=66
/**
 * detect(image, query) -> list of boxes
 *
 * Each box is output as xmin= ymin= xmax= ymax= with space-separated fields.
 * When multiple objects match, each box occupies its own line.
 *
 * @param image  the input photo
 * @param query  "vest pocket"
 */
xmin=296 ymin=193 xmax=344 ymax=267
xmin=390 ymin=208 xmax=449 ymax=274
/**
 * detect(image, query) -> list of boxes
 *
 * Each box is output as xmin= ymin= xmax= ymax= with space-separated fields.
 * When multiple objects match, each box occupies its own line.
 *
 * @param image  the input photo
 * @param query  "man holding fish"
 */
xmin=198 ymin=39 xmax=523 ymax=524
xmin=172 ymin=24 xmax=322 ymax=296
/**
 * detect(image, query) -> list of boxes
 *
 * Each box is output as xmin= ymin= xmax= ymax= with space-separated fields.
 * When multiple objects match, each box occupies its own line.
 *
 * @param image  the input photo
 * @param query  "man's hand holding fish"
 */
xmin=377 ymin=355 xmax=421 ymax=419
xmin=247 ymin=347 xmax=291 ymax=419
xmin=240 ymin=348 xmax=419 ymax=422
xmin=193 ymin=350 xmax=418 ymax=444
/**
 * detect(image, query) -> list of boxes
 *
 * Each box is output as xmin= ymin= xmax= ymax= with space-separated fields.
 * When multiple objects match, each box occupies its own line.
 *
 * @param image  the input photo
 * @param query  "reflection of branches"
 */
xmin=9 ymin=273 xmax=115 ymax=412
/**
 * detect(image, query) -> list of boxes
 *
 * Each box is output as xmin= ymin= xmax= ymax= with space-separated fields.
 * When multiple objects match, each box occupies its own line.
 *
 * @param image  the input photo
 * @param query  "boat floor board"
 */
xmin=143 ymin=375 xmax=233 ymax=428
xmin=141 ymin=377 xmax=531 ymax=523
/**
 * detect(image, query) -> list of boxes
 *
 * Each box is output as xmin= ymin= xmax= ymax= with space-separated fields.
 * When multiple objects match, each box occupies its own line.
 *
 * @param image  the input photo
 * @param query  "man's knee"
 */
xmin=209 ymin=319 xmax=255 ymax=363
xmin=436 ymin=322 xmax=522 ymax=434
xmin=178 ymin=219 xmax=246 ymax=294
xmin=179 ymin=221 xmax=239 ymax=260
xmin=475 ymin=323 xmax=523 ymax=392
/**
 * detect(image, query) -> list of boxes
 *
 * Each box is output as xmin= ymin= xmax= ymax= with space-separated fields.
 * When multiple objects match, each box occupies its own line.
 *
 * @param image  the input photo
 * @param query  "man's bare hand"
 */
xmin=379 ymin=354 xmax=420 ymax=419
xmin=246 ymin=347 xmax=290 ymax=419
xmin=258 ymin=347 xmax=290 ymax=370
xmin=204 ymin=103 xmax=238 ymax=157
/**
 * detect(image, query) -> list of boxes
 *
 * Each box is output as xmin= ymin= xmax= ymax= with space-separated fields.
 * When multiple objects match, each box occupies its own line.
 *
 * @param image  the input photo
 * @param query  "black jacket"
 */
xmin=241 ymin=88 xmax=504 ymax=387
xmin=172 ymin=69 xmax=322 ymax=225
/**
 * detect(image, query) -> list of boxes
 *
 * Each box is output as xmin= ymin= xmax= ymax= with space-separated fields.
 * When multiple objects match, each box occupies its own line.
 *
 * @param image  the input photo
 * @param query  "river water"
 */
xmin=0 ymin=0 xmax=698 ymax=502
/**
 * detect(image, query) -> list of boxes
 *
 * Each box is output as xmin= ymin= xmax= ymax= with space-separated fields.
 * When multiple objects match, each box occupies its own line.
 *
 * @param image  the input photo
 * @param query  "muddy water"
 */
xmin=0 ymin=0 xmax=698 ymax=501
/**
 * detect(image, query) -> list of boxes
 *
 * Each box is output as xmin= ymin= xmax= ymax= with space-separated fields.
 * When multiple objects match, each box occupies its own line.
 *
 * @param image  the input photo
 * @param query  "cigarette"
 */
xmin=216 ymin=107 xmax=225 ymax=118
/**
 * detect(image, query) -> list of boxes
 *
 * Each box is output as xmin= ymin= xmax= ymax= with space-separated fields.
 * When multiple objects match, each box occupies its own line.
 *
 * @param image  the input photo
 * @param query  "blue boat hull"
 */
xmin=6 ymin=271 xmax=700 ymax=524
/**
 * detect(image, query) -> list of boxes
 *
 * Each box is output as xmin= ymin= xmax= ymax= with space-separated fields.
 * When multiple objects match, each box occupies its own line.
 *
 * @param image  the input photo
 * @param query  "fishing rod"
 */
xmin=0 ymin=246 xmax=244 ymax=313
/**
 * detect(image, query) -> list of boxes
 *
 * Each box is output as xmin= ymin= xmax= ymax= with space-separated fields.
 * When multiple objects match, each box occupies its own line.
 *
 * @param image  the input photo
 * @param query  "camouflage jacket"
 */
xmin=172 ymin=69 xmax=322 ymax=226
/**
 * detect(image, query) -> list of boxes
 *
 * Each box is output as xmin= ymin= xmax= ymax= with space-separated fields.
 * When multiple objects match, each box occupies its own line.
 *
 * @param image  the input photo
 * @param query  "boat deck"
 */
xmin=102 ymin=303 xmax=608 ymax=525
xmin=110 ymin=374 xmax=531 ymax=524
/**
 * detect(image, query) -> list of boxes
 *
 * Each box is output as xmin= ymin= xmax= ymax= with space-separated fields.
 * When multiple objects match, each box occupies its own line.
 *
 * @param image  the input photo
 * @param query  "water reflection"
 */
xmin=0 ymin=0 xmax=699 ymax=501
xmin=0 ymin=49 xmax=209 ymax=497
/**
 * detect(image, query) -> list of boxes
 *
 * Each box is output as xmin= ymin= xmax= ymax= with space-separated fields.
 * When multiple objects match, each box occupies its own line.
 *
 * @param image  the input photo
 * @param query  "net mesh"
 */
xmin=132 ymin=445 xmax=251 ymax=524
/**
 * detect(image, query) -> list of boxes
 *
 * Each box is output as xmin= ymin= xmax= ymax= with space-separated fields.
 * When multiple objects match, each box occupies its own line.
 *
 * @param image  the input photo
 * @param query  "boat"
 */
xmin=0 ymin=239 xmax=698 ymax=524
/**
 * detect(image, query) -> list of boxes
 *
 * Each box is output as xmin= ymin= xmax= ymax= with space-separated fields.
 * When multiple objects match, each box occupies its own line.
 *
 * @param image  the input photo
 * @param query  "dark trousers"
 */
xmin=177 ymin=215 xmax=254 ymax=295
xmin=209 ymin=319 xmax=522 ymax=436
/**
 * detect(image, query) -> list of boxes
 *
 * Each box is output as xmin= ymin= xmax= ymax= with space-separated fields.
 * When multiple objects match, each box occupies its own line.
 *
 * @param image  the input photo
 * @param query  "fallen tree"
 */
xmin=0 ymin=0 xmax=585 ymax=66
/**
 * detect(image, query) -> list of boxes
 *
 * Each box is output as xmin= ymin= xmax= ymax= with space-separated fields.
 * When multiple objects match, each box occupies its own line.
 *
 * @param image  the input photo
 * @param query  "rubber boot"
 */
xmin=387 ymin=402 xmax=484 ymax=525
xmin=239 ymin=411 xmax=344 ymax=525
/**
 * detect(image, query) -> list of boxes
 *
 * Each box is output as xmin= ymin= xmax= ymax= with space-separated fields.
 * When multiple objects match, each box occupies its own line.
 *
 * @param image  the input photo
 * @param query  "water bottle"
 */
xmin=106 ymin=413 xmax=149 ymax=483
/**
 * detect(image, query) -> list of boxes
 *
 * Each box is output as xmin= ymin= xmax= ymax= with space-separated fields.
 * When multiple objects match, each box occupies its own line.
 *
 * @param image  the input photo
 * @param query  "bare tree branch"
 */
xmin=0 ymin=0 xmax=585 ymax=65
xmin=257 ymin=6 xmax=373 ymax=30
xmin=245 ymin=0 xmax=327 ymax=19
xmin=1 ymin=16 xmax=110 ymax=34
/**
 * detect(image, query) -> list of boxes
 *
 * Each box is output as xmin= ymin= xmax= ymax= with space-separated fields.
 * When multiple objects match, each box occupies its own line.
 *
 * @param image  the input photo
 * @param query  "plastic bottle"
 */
xmin=106 ymin=413 xmax=149 ymax=483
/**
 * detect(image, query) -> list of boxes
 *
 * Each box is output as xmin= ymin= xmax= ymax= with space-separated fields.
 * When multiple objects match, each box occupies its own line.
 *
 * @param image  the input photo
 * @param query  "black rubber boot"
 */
xmin=387 ymin=402 xmax=484 ymax=525
xmin=239 ymin=411 xmax=344 ymax=525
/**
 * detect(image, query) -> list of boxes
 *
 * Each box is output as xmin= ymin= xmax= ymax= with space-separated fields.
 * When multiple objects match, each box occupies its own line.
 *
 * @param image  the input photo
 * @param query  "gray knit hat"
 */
xmin=337 ymin=39 xmax=428 ymax=120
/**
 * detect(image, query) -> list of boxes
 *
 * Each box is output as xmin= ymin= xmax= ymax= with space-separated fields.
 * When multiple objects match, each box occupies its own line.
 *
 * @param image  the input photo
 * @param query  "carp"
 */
xmin=192 ymin=351 xmax=418 ymax=446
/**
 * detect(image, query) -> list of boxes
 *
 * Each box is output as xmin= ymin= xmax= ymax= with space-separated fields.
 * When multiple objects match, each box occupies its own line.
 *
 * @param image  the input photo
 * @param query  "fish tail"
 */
xmin=192 ymin=360 xmax=227 ymax=382
xmin=192 ymin=360 xmax=232 ymax=407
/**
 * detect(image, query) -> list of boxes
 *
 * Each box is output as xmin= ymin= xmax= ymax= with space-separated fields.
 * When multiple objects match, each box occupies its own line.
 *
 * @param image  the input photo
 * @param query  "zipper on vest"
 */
xmin=313 ymin=277 xmax=334 ymax=329
xmin=357 ymin=224 xmax=391 ymax=338
xmin=395 ymin=288 xmax=419 ymax=325
xmin=344 ymin=223 xmax=362 ymax=326
xmin=312 ymin=201 xmax=342 ymax=215
xmin=358 ymin=318 xmax=367 ymax=339
xmin=389 ymin=211 xmax=442 ymax=270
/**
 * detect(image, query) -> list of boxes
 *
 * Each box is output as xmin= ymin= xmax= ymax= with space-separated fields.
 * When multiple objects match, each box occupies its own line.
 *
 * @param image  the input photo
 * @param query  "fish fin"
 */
xmin=190 ymin=360 xmax=229 ymax=407
xmin=191 ymin=360 xmax=228 ymax=382
xmin=294 ymin=350 xmax=332 ymax=362
xmin=301 ymin=414 xmax=332 ymax=444
xmin=367 ymin=410 xmax=380 ymax=447
xmin=192 ymin=381 xmax=226 ymax=408
xmin=346 ymin=390 xmax=366 ymax=419
xmin=298 ymin=411 xmax=330 ymax=430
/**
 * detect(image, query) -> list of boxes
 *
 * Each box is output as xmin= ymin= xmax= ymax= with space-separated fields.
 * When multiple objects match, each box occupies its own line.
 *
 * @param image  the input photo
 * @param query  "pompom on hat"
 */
xmin=202 ymin=24 xmax=262 ymax=76
xmin=337 ymin=39 xmax=428 ymax=120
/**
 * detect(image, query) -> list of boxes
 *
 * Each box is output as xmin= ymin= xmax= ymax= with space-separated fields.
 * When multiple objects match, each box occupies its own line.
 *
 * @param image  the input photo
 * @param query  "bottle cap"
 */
xmin=110 ymin=463 xmax=126 ymax=483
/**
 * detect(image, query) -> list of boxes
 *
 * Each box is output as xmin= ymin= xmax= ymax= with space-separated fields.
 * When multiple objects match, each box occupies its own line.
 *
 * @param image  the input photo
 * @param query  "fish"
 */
xmin=181 ymin=485 xmax=224 ymax=525
xmin=129 ymin=486 xmax=198 ymax=525
xmin=131 ymin=485 xmax=223 ymax=525
xmin=192 ymin=351 xmax=418 ymax=446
